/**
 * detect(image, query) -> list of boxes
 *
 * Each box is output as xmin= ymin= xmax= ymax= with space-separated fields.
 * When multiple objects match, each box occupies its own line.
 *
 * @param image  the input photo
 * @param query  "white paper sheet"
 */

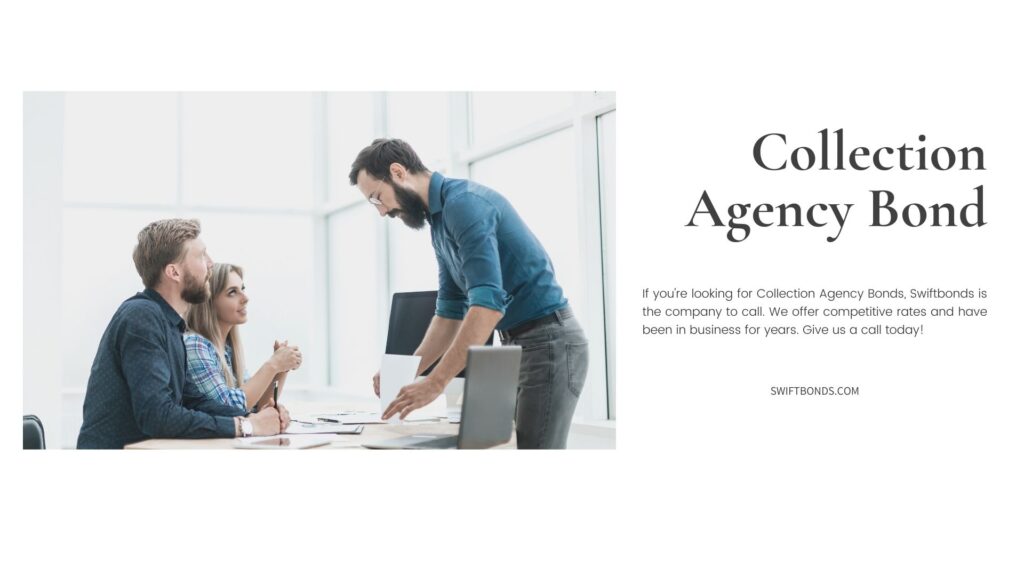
xmin=282 ymin=422 xmax=364 ymax=434
xmin=379 ymin=354 xmax=422 ymax=423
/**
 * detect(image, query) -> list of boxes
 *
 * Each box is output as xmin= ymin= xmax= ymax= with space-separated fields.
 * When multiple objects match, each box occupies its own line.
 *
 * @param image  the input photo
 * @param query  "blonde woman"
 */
xmin=184 ymin=263 xmax=302 ymax=411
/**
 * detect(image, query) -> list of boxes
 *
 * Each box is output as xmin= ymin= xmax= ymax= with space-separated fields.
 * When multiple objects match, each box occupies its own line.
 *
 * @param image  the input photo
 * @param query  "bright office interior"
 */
xmin=23 ymin=91 xmax=617 ymax=448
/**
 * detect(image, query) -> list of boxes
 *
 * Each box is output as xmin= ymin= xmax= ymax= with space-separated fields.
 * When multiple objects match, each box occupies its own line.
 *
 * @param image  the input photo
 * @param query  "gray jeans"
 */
xmin=499 ymin=307 xmax=589 ymax=449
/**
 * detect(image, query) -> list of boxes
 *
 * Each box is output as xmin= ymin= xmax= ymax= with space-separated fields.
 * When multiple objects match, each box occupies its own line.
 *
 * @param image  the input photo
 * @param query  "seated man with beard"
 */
xmin=77 ymin=219 xmax=285 ymax=449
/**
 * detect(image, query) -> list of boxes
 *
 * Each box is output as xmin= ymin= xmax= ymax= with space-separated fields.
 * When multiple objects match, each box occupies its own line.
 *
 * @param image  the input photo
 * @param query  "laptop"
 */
xmin=362 ymin=346 xmax=521 ymax=449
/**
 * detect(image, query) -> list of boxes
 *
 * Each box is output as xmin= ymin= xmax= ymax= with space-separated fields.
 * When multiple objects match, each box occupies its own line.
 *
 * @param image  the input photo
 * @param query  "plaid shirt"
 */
xmin=184 ymin=333 xmax=248 ymax=411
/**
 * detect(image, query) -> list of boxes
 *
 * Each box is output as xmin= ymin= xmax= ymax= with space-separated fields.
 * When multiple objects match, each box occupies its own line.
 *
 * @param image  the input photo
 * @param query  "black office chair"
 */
xmin=23 ymin=415 xmax=46 ymax=449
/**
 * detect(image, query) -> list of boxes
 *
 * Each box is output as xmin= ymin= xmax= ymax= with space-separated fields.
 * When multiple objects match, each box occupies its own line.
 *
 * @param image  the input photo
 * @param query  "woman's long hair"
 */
xmin=186 ymin=263 xmax=247 ymax=389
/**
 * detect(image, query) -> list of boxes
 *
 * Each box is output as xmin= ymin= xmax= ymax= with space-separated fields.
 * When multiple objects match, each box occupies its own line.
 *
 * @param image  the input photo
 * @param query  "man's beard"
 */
xmin=181 ymin=269 xmax=211 ymax=304
xmin=390 ymin=182 xmax=430 ymax=230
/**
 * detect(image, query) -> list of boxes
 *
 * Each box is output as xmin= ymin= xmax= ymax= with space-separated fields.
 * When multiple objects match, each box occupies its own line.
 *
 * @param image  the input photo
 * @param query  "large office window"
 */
xmin=327 ymin=92 xmax=377 ymax=206
xmin=181 ymin=93 xmax=316 ymax=210
xmin=327 ymin=207 xmax=385 ymax=398
xmin=465 ymin=93 xmax=615 ymax=421
xmin=470 ymin=92 xmax=574 ymax=145
xmin=325 ymin=93 xmax=387 ymax=399
xmin=62 ymin=93 xmax=179 ymax=206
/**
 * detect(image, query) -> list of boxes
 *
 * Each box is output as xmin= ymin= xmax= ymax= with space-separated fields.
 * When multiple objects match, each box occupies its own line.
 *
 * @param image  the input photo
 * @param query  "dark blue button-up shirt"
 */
xmin=77 ymin=288 xmax=244 ymax=449
xmin=429 ymin=172 xmax=567 ymax=331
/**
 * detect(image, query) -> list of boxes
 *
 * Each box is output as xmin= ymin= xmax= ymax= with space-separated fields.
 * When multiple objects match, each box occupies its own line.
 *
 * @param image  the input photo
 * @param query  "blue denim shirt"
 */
xmin=77 ymin=288 xmax=245 ymax=449
xmin=429 ymin=172 xmax=567 ymax=331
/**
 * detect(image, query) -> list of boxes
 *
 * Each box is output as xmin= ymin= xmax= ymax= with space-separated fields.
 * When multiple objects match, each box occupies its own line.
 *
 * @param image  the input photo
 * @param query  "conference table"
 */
xmin=124 ymin=399 xmax=515 ymax=449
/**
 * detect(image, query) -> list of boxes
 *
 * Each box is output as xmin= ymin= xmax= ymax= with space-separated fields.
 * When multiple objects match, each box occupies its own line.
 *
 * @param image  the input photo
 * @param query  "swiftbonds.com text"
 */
xmin=770 ymin=386 xmax=860 ymax=396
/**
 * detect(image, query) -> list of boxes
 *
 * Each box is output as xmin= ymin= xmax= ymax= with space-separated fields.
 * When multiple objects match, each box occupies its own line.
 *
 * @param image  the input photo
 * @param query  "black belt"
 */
xmin=500 ymin=307 xmax=572 ymax=341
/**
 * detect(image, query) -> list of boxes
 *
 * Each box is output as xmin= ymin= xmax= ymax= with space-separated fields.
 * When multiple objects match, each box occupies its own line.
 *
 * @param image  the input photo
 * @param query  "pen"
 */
xmin=317 ymin=417 xmax=340 ymax=423
xmin=273 ymin=380 xmax=279 ymax=408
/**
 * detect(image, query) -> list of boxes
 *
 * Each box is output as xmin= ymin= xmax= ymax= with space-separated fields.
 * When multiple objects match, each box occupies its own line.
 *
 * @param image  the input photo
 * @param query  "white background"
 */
xmin=5 ymin=1 xmax=1023 ymax=575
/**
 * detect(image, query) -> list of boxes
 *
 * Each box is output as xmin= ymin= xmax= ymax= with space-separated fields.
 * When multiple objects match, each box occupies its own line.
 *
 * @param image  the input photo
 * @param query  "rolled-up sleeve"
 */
xmin=444 ymin=194 xmax=508 ymax=315
xmin=435 ymin=251 xmax=468 ymax=320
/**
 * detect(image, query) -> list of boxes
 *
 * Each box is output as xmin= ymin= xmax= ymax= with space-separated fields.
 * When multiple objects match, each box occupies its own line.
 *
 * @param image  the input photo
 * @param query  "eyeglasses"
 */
xmin=367 ymin=179 xmax=386 ymax=207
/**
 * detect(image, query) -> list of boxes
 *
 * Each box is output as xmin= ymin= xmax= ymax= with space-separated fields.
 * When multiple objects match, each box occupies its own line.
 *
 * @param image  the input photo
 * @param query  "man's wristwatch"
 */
xmin=240 ymin=417 xmax=254 ymax=437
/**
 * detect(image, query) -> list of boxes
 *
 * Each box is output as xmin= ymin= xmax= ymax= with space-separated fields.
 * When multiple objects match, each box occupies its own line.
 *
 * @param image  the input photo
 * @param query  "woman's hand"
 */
xmin=269 ymin=343 xmax=302 ymax=372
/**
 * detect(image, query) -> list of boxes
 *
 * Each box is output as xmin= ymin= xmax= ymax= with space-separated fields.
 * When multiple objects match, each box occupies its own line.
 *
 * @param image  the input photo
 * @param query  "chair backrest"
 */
xmin=23 ymin=415 xmax=46 ymax=449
